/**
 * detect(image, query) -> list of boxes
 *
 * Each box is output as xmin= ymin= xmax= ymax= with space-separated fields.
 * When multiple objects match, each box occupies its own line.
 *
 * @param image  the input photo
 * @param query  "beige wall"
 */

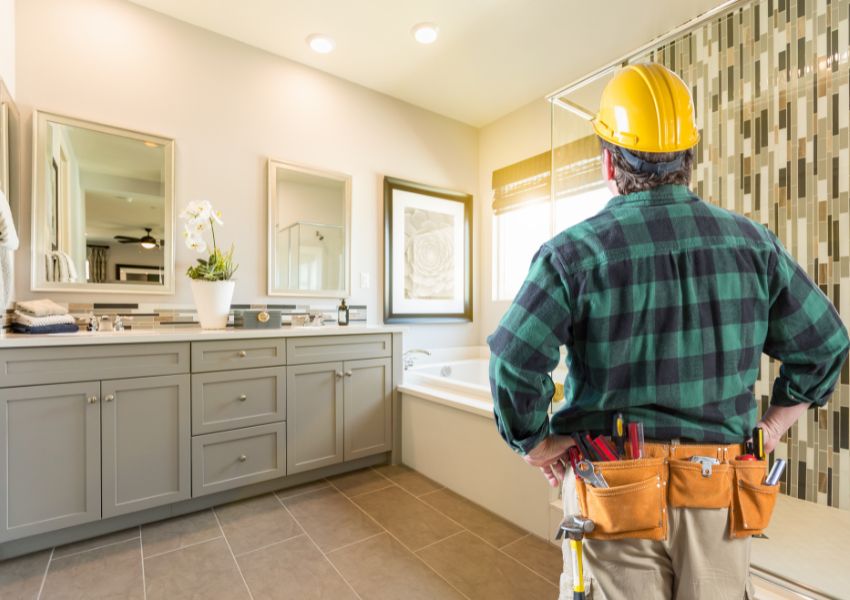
xmin=0 ymin=0 xmax=13 ymax=95
xmin=14 ymin=0 xmax=480 ymax=349
xmin=476 ymin=97 xmax=551 ymax=342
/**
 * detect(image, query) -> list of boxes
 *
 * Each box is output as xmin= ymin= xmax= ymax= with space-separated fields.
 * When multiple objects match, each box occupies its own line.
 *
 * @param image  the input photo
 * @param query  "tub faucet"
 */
xmin=403 ymin=349 xmax=431 ymax=370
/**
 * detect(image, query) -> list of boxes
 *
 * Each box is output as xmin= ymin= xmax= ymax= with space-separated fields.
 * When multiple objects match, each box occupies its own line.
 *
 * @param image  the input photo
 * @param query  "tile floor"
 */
xmin=0 ymin=465 xmax=562 ymax=600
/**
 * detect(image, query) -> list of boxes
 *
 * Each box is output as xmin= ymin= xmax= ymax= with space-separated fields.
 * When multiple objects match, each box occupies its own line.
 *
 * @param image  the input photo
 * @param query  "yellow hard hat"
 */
xmin=592 ymin=63 xmax=699 ymax=153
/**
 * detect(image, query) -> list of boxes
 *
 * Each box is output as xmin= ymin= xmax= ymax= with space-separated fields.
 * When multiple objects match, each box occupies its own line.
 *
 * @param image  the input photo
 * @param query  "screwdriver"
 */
xmin=753 ymin=427 xmax=766 ymax=460
xmin=612 ymin=413 xmax=625 ymax=459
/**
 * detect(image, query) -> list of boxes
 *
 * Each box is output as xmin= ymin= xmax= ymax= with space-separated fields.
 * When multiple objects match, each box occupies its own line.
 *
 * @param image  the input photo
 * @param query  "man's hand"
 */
xmin=524 ymin=435 xmax=576 ymax=488
xmin=757 ymin=402 xmax=811 ymax=455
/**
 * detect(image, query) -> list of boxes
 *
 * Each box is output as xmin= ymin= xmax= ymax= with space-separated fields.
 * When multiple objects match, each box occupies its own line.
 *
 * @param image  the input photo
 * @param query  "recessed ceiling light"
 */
xmin=307 ymin=34 xmax=335 ymax=54
xmin=412 ymin=22 xmax=439 ymax=44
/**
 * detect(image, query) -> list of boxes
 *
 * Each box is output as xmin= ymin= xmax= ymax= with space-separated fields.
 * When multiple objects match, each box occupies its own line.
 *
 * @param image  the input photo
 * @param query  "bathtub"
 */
xmin=399 ymin=355 xmax=561 ymax=541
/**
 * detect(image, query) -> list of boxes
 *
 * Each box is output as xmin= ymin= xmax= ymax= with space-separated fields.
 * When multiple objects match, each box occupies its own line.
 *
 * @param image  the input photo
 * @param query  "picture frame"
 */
xmin=115 ymin=263 xmax=165 ymax=284
xmin=383 ymin=176 xmax=472 ymax=323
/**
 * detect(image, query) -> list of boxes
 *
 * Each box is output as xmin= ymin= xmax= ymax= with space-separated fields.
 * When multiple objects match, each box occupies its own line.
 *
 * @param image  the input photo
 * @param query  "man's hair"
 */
xmin=600 ymin=139 xmax=694 ymax=195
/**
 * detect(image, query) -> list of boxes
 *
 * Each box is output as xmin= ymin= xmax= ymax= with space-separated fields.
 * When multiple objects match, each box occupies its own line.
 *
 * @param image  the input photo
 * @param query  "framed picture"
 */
xmin=383 ymin=176 xmax=472 ymax=323
xmin=116 ymin=263 xmax=165 ymax=284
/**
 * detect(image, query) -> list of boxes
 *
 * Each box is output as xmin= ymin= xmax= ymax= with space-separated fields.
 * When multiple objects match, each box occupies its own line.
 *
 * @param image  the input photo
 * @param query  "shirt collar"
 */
xmin=605 ymin=184 xmax=697 ymax=209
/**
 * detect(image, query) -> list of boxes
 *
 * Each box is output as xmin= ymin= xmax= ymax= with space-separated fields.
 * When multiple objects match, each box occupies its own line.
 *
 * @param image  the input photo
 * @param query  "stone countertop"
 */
xmin=0 ymin=325 xmax=406 ymax=348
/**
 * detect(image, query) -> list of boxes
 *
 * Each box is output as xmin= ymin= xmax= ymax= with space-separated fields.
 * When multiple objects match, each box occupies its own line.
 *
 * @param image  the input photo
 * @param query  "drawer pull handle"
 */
xmin=237 ymin=350 xmax=247 ymax=358
xmin=344 ymin=370 xmax=353 ymax=377
xmin=238 ymin=394 xmax=247 ymax=401
xmin=104 ymin=394 xmax=114 ymax=403
xmin=87 ymin=395 xmax=98 ymax=404
xmin=335 ymin=371 xmax=343 ymax=378
xmin=239 ymin=454 xmax=247 ymax=462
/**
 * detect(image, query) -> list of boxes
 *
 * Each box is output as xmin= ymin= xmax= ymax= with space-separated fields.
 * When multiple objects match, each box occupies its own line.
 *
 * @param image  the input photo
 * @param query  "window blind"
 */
xmin=491 ymin=135 xmax=602 ymax=215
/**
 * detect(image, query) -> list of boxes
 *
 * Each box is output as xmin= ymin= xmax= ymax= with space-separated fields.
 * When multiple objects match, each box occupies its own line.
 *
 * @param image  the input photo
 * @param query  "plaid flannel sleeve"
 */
xmin=763 ymin=230 xmax=850 ymax=408
xmin=487 ymin=245 xmax=572 ymax=455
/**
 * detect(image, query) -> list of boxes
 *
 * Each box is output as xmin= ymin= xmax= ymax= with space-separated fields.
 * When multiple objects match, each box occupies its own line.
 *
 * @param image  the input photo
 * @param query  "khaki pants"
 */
xmin=559 ymin=474 xmax=756 ymax=600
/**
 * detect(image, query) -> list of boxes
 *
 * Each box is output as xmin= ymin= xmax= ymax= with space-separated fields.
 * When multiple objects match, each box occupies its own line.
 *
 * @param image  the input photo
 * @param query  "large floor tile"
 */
xmin=237 ymin=534 xmax=356 ymax=600
xmin=420 ymin=488 xmax=525 ymax=548
xmin=282 ymin=487 xmax=381 ymax=552
xmin=418 ymin=531 xmax=557 ymax=600
xmin=53 ymin=527 xmax=140 ymax=559
xmin=0 ymin=549 xmax=50 ymax=600
xmin=500 ymin=534 xmax=563 ymax=585
xmin=215 ymin=494 xmax=302 ymax=556
xmin=353 ymin=486 xmax=461 ymax=551
xmin=144 ymin=538 xmax=249 ymax=600
xmin=42 ymin=539 xmax=143 ymax=600
xmin=142 ymin=509 xmax=221 ymax=558
xmin=329 ymin=533 xmax=464 ymax=600
xmin=275 ymin=479 xmax=330 ymax=500
xmin=329 ymin=468 xmax=393 ymax=497
xmin=372 ymin=464 xmax=443 ymax=497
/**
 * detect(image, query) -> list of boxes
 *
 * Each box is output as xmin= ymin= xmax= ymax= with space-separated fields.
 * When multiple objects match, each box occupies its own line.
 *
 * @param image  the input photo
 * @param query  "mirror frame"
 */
xmin=31 ymin=110 xmax=175 ymax=295
xmin=267 ymin=158 xmax=351 ymax=298
xmin=0 ymin=77 xmax=19 ymax=221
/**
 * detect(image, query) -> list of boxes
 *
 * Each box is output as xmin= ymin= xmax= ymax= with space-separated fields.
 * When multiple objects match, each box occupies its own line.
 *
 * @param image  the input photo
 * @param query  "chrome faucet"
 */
xmin=403 ymin=349 xmax=431 ymax=370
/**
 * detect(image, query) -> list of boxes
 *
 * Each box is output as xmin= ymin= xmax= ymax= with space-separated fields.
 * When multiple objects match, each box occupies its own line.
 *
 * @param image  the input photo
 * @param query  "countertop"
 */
xmin=0 ymin=325 xmax=406 ymax=348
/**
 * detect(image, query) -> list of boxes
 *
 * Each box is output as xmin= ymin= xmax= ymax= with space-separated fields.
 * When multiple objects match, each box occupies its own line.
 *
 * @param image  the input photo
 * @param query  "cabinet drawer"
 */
xmin=0 ymin=343 xmax=189 ymax=388
xmin=192 ymin=367 xmax=286 ymax=435
xmin=192 ymin=423 xmax=286 ymax=497
xmin=192 ymin=339 xmax=286 ymax=372
xmin=286 ymin=334 xmax=391 ymax=365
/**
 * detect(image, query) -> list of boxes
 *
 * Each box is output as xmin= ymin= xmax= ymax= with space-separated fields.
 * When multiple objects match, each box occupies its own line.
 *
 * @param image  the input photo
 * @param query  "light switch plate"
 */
xmin=360 ymin=272 xmax=370 ymax=289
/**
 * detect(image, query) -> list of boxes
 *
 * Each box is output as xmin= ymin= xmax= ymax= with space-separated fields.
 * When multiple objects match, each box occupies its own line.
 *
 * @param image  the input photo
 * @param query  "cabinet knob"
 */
xmin=237 ymin=350 xmax=247 ymax=358
xmin=344 ymin=370 xmax=353 ymax=377
xmin=87 ymin=395 xmax=98 ymax=404
xmin=335 ymin=371 xmax=343 ymax=378
xmin=238 ymin=394 xmax=247 ymax=402
xmin=239 ymin=454 xmax=247 ymax=462
xmin=104 ymin=394 xmax=114 ymax=403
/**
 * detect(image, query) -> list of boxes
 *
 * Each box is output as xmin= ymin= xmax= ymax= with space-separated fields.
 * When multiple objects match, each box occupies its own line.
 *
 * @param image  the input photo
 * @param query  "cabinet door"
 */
xmin=343 ymin=358 xmax=392 ymax=461
xmin=0 ymin=382 xmax=101 ymax=542
xmin=101 ymin=375 xmax=190 ymax=518
xmin=286 ymin=362 xmax=343 ymax=474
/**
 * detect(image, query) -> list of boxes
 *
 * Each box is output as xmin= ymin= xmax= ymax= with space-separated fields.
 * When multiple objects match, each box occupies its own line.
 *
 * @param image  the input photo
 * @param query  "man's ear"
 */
xmin=602 ymin=148 xmax=619 ymax=195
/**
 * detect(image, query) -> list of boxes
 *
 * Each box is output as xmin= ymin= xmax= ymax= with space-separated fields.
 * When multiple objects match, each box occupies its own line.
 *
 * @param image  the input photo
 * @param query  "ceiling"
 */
xmin=128 ymin=0 xmax=727 ymax=127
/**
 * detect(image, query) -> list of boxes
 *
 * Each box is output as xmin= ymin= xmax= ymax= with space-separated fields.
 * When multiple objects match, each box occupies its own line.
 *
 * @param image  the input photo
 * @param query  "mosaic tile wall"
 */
xmin=638 ymin=0 xmax=850 ymax=509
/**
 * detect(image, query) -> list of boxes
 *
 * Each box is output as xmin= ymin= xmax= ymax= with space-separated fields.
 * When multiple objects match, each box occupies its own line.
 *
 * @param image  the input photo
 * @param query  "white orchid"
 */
xmin=185 ymin=236 xmax=207 ymax=254
xmin=179 ymin=199 xmax=213 ymax=222
xmin=179 ymin=200 xmax=237 ymax=280
xmin=211 ymin=209 xmax=224 ymax=226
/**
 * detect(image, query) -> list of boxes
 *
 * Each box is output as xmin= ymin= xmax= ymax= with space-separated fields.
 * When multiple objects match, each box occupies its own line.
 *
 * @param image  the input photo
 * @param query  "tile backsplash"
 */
xmin=4 ymin=302 xmax=367 ymax=330
xmin=640 ymin=0 xmax=850 ymax=508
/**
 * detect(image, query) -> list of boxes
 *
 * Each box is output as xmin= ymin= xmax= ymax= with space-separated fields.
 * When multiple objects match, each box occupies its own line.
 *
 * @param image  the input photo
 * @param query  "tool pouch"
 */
xmin=575 ymin=457 xmax=667 ymax=541
xmin=729 ymin=460 xmax=779 ymax=538
xmin=667 ymin=458 xmax=733 ymax=509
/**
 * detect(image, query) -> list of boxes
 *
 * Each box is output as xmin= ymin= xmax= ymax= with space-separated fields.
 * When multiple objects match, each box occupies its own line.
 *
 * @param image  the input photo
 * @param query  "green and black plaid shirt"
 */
xmin=488 ymin=184 xmax=850 ymax=454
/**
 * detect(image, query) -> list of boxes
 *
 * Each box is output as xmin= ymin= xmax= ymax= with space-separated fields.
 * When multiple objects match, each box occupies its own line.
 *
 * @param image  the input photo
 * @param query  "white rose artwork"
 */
xmin=404 ymin=208 xmax=454 ymax=300
xmin=384 ymin=176 xmax=472 ymax=323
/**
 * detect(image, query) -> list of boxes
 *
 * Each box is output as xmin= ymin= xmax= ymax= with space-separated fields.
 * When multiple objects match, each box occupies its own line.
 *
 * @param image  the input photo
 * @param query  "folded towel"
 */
xmin=11 ymin=322 xmax=80 ymax=334
xmin=12 ymin=311 xmax=77 ymax=327
xmin=15 ymin=299 xmax=69 ymax=317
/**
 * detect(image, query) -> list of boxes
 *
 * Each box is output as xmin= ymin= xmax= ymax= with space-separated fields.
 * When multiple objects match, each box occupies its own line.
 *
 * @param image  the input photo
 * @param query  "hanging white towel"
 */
xmin=0 ymin=190 xmax=18 ymax=311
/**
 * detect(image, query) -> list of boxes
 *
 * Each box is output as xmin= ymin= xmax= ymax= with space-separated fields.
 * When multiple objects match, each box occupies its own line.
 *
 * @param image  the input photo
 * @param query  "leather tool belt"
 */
xmin=573 ymin=441 xmax=779 ymax=541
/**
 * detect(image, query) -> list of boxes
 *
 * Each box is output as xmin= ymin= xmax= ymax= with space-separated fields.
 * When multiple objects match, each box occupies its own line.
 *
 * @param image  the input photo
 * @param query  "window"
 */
xmin=491 ymin=135 xmax=609 ymax=302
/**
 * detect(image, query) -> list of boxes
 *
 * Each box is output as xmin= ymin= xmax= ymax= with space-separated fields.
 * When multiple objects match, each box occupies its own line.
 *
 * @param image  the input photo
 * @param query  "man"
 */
xmin=488 ymin=63 xmax=849 ymax=599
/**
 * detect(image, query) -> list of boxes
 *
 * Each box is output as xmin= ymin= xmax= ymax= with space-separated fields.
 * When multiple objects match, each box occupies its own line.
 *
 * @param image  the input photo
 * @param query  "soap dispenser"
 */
xmin=338 ymin=299 xmax=349 ymax=326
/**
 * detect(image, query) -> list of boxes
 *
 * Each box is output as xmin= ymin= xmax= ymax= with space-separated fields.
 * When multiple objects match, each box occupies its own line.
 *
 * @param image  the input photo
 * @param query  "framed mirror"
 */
xmin=267 ymin=159 xmax=351 ymax=298
xmin=31 ymin=111 xmax=174 ymax=294
xmin=0 ymin=77 xmax=19 ymax=220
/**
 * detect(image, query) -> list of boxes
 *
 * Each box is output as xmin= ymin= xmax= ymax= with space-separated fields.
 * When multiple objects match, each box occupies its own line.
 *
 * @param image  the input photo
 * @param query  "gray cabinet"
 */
xmin=344 ymin=358 xmax=392 ymax=461
xmin=287 ymin=357 xmax=393 ymax=475
xmin=0 ymin=382 xmax=101 ymax=542
xmin=286 ymin=362 xmax=344 ymax=474
xmin=191 ymin=367 xmax=286 ymax=435
xmin=102 ymin=375 xmax=191 ymax=518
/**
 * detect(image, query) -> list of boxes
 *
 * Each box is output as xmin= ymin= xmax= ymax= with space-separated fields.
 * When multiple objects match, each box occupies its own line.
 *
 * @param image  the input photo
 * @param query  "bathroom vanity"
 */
xmin=0 ymin=326 xmax=403 ymax=559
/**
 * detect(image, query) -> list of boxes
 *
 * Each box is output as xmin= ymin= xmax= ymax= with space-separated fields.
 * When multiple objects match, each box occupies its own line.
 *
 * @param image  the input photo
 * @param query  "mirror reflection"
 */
xmin=0 ymin=78 xmax=18 ymax=220
xmin=268 ymin=160 xmax=350 ymax=297
xmin=32 ymin=112 xmax=174 ymax=293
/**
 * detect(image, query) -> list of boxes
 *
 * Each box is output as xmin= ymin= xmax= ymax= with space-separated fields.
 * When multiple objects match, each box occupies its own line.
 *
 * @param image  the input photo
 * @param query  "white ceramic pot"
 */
xmin=190 ymin=279 xmax=235 ymax=330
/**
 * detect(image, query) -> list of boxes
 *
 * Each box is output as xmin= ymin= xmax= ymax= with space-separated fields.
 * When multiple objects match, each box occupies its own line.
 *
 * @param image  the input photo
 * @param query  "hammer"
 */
xmin=556 ymin=515 xmax=595 ymax=600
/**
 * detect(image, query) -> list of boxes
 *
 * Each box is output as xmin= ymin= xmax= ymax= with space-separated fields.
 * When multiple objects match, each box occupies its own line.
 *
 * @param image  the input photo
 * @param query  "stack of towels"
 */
xmin=12 ymin=299 xmax=79 ymax=334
